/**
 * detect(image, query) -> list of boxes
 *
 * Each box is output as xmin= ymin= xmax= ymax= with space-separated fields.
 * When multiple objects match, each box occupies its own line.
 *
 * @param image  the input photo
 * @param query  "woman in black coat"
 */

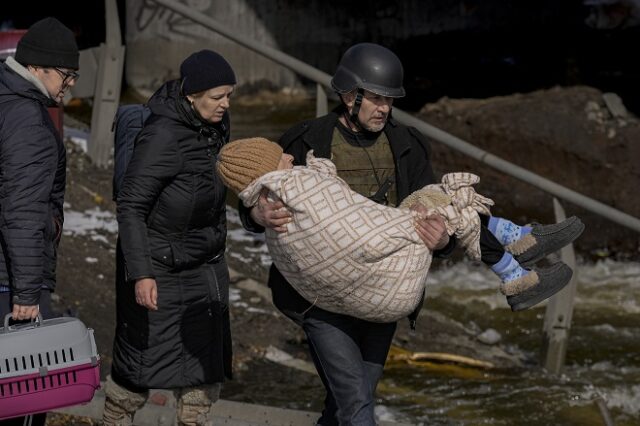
xmin=103 ymin=50 xmax=235 ymax=426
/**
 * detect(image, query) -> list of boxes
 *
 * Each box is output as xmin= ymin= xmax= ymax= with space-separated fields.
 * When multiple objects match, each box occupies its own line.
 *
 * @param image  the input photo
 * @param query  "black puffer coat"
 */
xmin=111 ymin=80 xmax=232 ymax=389
xmin=0 ymin=62 xmax=65 ymax=305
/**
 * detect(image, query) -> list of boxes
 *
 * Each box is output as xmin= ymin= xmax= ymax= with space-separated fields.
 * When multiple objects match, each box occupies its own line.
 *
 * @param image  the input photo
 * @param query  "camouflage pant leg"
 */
xmin=174 ymin=383 xmax=222 ymax=426
xmin=102 ymin=375 xmax=148 ymax=426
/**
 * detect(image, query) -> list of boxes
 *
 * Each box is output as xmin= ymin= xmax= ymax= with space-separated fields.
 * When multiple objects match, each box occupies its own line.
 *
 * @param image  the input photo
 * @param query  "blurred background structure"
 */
xmin=3 ymin=0 xmax=640 ymax=112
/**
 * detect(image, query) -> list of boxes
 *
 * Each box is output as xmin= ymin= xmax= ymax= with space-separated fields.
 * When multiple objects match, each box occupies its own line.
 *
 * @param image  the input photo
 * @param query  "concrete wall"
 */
xmin=124 ymin=0 xmax=501 ymax=92
xmin=124 ymin=0 xmax=621 ymax=94
xmin=125 ymin=0 xmax=300 ymax=92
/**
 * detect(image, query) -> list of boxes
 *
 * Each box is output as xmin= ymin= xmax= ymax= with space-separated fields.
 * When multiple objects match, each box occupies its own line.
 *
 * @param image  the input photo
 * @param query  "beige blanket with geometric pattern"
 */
xmin=239 ymin=152 xmax=493 ymax=322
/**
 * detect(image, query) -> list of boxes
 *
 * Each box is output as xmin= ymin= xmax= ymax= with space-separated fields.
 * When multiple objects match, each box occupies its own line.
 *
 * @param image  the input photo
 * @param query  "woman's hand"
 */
xmin=250 ymin=189 xmax=292 ymax=233
xmin=135 ymin=278 xmax=158 ymax=311
xmin=411 ymin=204 xmax=450 ymax=250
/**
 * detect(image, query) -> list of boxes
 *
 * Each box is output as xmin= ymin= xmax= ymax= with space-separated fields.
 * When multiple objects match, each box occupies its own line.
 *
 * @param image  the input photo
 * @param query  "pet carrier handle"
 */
xmin=2 ymin=313 xmax=43 ymax=332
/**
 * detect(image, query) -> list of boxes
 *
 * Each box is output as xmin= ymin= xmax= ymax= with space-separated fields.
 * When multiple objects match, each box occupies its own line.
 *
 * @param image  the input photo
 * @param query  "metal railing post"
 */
xmin=540 ymin=198 xmax=579 ymax=374
xmin=316 ymin=83 xmax=328 ymax=117
xmin=391 ymin=109 xmax=640 ymax=234
xmin=87 ymin=0 xmax=125 ymax=167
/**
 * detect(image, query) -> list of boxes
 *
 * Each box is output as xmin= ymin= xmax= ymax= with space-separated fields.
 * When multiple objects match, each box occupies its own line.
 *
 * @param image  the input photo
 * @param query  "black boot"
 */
xmin=506 ymin=216 xmax=585 ymax=267
xmin=501 ymin=262 xmax=573 ymax=312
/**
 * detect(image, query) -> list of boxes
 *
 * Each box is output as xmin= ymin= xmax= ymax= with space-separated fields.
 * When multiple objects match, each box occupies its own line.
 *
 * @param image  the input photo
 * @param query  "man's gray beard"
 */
xmin=363 ymin=121 xmax=386 ymax=132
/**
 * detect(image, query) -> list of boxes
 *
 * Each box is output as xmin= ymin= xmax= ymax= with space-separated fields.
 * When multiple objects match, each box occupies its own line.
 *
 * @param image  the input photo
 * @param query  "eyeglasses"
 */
xmin=52 ymin=67 xmax=80 ymax=83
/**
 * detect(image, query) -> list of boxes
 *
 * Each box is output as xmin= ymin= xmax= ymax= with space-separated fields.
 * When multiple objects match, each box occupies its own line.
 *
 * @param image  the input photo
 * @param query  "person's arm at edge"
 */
xmin=239 ymin=202 xmax=264 ymax=233
xmin=0 ymin=123 xmax=57 ymax=318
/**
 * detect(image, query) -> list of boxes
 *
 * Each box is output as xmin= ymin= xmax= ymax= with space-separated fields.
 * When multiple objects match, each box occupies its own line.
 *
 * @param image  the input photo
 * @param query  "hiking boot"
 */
xmin=506 ymin=216 xmax=585 ymax=267
xmin=501 ymin=262 xmax=573 ymax=312
xmin=102 ymin=375 xmax=148 ymax=426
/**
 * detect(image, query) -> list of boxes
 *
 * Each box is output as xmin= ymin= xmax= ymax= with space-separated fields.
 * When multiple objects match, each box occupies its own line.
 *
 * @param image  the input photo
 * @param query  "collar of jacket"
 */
xmin=285 ymin=105 xmax=411 ymax=161
xmin=148 ymin=79 xmax=229 ymax=141
xmin=174 ymin=87 xmax=230 ymax=142
xmin=1 ymin=57 xmax=56 ymax=106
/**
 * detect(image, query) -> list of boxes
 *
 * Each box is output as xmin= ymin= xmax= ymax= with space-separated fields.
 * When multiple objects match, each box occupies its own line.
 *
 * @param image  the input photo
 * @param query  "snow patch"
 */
xmin=63 ymin=208 xmax=118 ymax=236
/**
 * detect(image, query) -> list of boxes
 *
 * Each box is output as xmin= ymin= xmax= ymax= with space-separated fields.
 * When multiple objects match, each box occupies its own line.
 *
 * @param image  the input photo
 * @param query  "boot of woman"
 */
xmin=174 ymin=384 xmax=221 ymax=426
xmin=102 ymin=375 xmax=148 ymax=426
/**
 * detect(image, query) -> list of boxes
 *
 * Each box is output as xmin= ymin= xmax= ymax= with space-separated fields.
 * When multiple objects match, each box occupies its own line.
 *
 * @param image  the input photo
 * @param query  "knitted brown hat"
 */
xmin=217 ymin=138 xmax=283 ymax=194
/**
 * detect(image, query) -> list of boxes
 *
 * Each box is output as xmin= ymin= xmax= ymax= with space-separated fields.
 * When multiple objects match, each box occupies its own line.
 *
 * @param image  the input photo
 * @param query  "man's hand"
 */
xmin=411 ymin=204 xmax=450 ymax=251
xmin=12 ymin=304 xmax=39 ymax=321
xmin=135 ymin=278 xmax=158 ymax=311
xmin=249 ymin=189 xmax=292 ymax=233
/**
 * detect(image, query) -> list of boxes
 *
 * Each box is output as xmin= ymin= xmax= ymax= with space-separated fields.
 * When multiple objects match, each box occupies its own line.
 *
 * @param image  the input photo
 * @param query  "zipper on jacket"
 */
xmin=205 ymin=264 xmax=222 ymax=318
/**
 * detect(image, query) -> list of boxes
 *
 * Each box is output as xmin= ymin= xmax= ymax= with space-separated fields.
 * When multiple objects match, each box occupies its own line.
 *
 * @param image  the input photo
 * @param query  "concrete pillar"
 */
xmin=540 ymin=198 xmax=579 ymax=374
xmin=88 ymin=0 xmax=125 ymax=168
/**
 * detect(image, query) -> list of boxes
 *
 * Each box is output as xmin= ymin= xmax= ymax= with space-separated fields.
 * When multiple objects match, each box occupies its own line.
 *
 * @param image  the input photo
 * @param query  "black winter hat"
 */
xmin=15 ymin=17 xmax=79 ymax=70
xmin=180 ymin=49 xmax=236 ymax=95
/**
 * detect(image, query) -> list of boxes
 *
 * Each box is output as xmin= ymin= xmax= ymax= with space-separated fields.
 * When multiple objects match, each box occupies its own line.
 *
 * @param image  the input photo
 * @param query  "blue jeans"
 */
xmin=303 ymin=307 xmax=397 ymax=426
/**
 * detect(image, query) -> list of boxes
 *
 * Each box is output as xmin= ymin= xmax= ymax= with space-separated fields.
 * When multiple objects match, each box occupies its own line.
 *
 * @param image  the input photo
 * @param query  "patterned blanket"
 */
xmin=240 ymin=152 xmax=493 ymax=322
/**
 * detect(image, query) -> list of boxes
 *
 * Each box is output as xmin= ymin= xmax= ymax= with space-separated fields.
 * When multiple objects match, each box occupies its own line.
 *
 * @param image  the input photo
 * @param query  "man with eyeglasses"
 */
xmin=0 ymin=16 xmax=78 ymax=426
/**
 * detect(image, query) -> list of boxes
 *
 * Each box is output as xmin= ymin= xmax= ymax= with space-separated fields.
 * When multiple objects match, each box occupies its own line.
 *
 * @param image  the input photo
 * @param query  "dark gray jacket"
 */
xmin=0 ymin=62 xmax=65 ymax=305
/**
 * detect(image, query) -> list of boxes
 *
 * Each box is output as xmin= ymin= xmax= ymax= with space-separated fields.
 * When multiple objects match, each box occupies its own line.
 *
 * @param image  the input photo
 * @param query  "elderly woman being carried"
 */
xmin=217 ymin=138 xmax=584 ymax=322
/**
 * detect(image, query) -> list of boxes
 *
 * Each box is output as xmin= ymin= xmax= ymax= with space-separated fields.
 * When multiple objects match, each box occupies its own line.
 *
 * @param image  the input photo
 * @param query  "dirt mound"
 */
xmin=417 ymin=85 xmax=640 ymax=259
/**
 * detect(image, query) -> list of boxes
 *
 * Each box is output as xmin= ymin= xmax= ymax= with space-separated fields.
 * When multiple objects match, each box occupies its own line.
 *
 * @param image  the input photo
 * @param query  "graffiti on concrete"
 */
xmin=133 ymin=0 xmax=214 ymax=41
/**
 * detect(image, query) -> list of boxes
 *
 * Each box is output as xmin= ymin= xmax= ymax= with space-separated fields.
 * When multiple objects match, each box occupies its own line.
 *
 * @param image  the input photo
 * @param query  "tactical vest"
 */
xmin=330 ymin=128 xmax=397 ymax=207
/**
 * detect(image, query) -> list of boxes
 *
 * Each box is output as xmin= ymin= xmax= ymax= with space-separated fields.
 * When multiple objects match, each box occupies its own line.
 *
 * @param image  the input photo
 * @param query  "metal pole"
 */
xmin=540 ymin=198 xmax=579 ymax=374
xmin=594 ymin=397 xmax=615 ymax=426
xmin=87 ymin=0 xmax=125 ymax=167
xmin=316 ymin=83 xmax=328 ymax=118
xmin=392 ymin=109 xmax=640 ymax=233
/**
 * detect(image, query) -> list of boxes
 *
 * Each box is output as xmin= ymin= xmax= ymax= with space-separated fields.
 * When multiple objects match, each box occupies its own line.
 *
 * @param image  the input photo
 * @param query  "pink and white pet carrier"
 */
xmin=0 ymin=314 xmax=100 ymax=420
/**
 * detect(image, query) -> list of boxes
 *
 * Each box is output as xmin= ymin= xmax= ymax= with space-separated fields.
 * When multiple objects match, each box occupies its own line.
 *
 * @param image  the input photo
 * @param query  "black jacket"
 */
xmin=0 ymin=63 xmax=65 ymax=305
xmin=112 ymin=80 xmax=232 ymax=389
xmin=117 ymin=80 xmax=229 ymax=276
xmin=241 ymin=107 xmax=455 ymax=325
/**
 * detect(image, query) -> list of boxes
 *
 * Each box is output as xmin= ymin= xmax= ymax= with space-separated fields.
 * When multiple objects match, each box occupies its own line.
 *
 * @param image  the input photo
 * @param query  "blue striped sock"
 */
xmin=488 ymin=216 xmax=532 ymax=246
xmin=491 ymin=252 xmax=529 ymax=283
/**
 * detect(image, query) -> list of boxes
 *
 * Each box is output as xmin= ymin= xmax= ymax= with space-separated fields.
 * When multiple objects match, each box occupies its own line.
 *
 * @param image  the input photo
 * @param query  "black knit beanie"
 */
xmin=180 ymin=49 xmax=236 ymax=95
xmin=15 ymin=17 xmax=79 ymax=70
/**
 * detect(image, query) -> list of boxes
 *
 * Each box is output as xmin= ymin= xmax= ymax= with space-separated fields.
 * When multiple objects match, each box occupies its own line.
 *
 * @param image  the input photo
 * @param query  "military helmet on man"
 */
xmin=331 ymin=43 xmax=405 ymax=98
